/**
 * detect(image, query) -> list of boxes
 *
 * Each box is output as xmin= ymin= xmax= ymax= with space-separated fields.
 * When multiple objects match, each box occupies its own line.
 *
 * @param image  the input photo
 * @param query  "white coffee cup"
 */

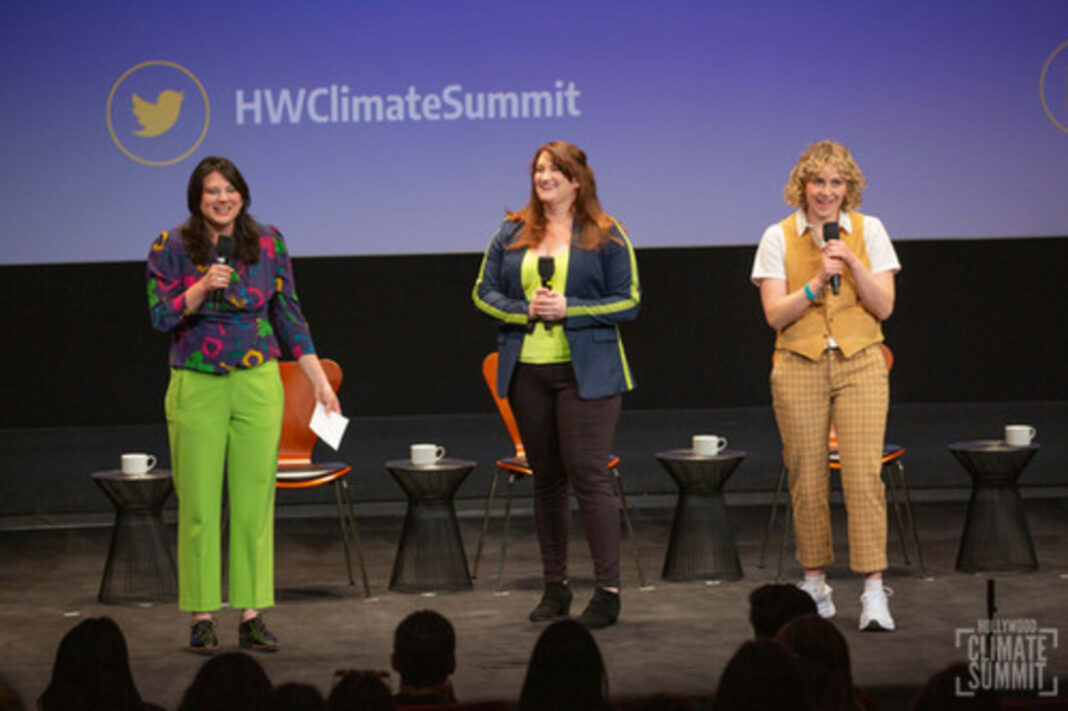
xmin=410 ymin=443 xmax=446 ymax=466
xmin=693 ymin=434 xmax=728 ymax=456
xmin=121 ymin=453 xmax=157 ymax=475
xmin=1004 ymin=425 xmax=1037 ymax=447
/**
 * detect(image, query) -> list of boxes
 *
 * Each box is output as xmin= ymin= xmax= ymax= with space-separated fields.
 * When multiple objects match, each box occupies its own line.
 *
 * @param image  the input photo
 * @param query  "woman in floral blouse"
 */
xmin=147 ymin=156 xmax=339 ymax=653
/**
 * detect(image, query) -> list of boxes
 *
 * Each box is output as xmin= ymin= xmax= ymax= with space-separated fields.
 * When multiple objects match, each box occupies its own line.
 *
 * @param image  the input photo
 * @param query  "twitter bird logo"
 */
xmin=132 ymin=89 xmax=184 ymax=137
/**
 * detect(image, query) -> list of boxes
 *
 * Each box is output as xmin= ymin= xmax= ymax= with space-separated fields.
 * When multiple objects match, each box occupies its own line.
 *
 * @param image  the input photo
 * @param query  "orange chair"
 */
xmin=757 ymin=345 xmax=927 ymax=580
xmin=471 ymin=353 xmax=647 ymax=591
xmin=275 ymin=359 xmax=370 ymax=596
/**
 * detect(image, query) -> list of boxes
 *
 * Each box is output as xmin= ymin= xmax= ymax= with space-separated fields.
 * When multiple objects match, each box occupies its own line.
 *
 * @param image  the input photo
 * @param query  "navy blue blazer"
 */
xmin=473 ymin=218 xmax=640 ymax=400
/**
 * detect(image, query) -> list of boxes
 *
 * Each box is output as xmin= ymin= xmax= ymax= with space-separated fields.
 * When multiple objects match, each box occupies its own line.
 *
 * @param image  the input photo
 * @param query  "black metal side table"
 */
xmin=949 ymin=440 xmax=1039 ymax=573
xmin=654 ymin=449 xmax=747 ymax=581
xmin=91 ymin=469 xmax=177 ymax=604
xmin=386 ymin=458 xmax=477 ymax=593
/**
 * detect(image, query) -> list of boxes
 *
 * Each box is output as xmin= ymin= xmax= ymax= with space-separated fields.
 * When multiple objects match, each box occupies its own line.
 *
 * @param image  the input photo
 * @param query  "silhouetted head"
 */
xmin=748 ymin=583 xmax=818 ymax=639
xmin=775 ymin=615 xmax=858 ymax=711
xmin=0 ymin=674 xmax=26 ymax=711
xmin=714 ymin=639 xmax=807 ymax=711
xmin=519 ymin=619 xmax=609 ymax=711
xmin=268 ymin=682 xmax=326 ymax=711
xmin=909 ymin=661 xmax=1000 ymax=711
xmin=391 ymin=610 xmax=456 ymax=689
xmin=177 ymin=651 xmax=271 ymax=711
xmin=329 ymin=670 xmax=394 ymax=711
xmin=38 ymin=617 xmax=144 ymax=711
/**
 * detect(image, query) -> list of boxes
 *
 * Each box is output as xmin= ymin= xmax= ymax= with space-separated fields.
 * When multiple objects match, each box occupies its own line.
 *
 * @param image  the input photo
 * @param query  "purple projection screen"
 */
xmin=2 ymin=0 xmax=1068 ymax=264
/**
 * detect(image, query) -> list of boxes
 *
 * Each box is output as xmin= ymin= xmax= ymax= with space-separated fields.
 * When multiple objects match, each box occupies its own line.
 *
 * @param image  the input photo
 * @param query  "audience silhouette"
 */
xmin=775 ymin=614 xmax=872 ymax=711
xmin=269 ymin=681 xmax=327 ymax=711
xmin=713 ymin=639 xmax=808 ymax=711
xmin=0 ymin=676 xmax=25 ymax=711
xmin=748 ymin=583 xmax=818 ymax=639
xmin=909 ymin=661 xmax=1000 ymax=711
xmin=518 ymin=619 xmax=609 ymax=711
xmin=392 ymin=610 xmax=457 ymax=705
xmin=329 ymin=670 xmax=395 ymax=711
xmin=37 ymin=616 xmax=161 ymax=711
xmin=176 ymin=651 xmax=272 ymax=711
xmin=30 ymin=596 xmax=1032 ymax=710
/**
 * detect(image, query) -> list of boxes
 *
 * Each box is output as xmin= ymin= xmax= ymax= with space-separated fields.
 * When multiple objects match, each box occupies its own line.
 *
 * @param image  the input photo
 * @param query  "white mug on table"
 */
xmin=410 ymin=443 xmax=446 ymax=466
xmin=121 ymin=452 xmax=157 ymax=475
xmin=693 ymin=434 xmax=728 ymax=456
xmin=1004 ymin=425 xmax=1037 ymax=447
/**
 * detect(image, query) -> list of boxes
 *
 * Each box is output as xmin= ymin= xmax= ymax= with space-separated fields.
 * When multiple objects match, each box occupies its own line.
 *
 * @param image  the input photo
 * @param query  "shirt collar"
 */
xmin=793 ymin=210 xmax=854 ymax=246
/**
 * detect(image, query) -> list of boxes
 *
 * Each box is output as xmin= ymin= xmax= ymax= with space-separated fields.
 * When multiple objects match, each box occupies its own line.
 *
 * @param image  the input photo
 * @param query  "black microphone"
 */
xmin=213 ymin=234 xmax=234 ymax=308
xmin=823 ymin=222 xmax=840 ymax=296
xmin=537 ymin=256 xmax=555 ymax=331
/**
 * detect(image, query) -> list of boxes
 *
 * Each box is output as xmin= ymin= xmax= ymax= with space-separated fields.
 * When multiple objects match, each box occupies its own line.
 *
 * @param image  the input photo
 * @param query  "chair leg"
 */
xmin=335 ymin=478 xmax=371 ymax=597
xmin=777 ymin=500 xmax=792 ymax=583
xmin=494 ymin=473 xmax=517 ymax=593
xmin=612 ymin=466 xmax=648 ymax=589
xmin=341 ymin=478 xmax=371 ymax=597
xmin=883 ymin=462 xmax=912 ymax=567
xmin=331 ymin=480 xmax=356 ymax=586
xmin=893 ymin=459 xmax=928 ymax=578
xmin=472 ymin=467 xmax=502 ymax=580
xmin=759 ymin=464 xmax=789 ymax=569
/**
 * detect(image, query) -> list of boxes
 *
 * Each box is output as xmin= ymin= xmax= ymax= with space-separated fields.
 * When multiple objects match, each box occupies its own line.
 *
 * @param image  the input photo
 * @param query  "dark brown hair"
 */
xmin=181 ymin=156 xmax=261 ymax=265
xmin=507 ymin=141 xmax=621 ymax=251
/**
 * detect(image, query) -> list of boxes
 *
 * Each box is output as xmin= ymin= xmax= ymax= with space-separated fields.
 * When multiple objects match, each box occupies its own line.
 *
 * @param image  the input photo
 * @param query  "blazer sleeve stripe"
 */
xmin=565 ymin=218 xmax=641 ymax=318
xmin=472 ymin=229 xmax=530 ymax=325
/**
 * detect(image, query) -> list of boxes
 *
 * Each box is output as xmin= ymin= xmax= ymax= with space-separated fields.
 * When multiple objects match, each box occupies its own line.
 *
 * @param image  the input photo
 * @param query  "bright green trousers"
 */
xmin=166 ymin=359 xmax=283 ymax=612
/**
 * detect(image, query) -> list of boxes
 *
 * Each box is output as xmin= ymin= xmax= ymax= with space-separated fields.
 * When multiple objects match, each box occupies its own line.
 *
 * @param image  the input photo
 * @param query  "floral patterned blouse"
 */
xmin=147 ymin=224 xmax=316 ymax=373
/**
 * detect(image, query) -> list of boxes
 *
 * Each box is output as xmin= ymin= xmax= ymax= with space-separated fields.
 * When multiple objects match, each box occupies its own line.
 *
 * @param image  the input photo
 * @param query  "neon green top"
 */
xmin=518 ymin=249 xmax=571 ymax=363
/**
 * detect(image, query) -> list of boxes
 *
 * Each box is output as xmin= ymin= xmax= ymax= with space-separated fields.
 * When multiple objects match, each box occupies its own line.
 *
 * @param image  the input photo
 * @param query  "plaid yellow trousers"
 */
xmin=771 ymin=345 xmax=889 ymax=573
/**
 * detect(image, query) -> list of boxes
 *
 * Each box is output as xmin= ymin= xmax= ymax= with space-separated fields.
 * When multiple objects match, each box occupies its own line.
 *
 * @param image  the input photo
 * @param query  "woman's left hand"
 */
xmin=531 ymin=288 xmax=567 ymax=321
xmin=822 ymin=239 xmax=858 ymax=272
xmin=315 ymin=383 xmax=341 ymax=415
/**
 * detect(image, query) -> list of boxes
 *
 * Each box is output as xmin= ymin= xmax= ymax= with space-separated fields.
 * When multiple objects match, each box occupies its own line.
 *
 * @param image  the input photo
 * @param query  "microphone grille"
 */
xmin=217 ymin=234 xmax=235 ymax=258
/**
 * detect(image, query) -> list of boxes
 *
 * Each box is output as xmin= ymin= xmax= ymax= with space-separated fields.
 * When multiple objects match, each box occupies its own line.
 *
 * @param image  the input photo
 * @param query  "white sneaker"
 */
xmin=859 ymin=585 xmax=895 ymax=631
xmin=798 ymin=580 xmax=836 ymax=619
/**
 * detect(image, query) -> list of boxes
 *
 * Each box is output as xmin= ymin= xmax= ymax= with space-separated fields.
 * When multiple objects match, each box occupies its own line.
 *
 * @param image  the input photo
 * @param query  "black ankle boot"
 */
xmin=577 ymin=588 xmax=620 ymax=630
xmin=529 ymin=582 xmax=573 ymax=622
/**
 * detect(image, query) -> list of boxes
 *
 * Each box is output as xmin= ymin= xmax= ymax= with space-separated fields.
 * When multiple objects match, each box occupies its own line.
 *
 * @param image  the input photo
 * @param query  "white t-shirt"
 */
xmin=750 ymin=210 xmax=901 ymax=285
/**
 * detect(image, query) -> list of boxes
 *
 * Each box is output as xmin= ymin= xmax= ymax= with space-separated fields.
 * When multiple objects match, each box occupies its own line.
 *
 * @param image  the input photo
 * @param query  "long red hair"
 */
xmin=507 ymin=141 xmax=621 ymax=251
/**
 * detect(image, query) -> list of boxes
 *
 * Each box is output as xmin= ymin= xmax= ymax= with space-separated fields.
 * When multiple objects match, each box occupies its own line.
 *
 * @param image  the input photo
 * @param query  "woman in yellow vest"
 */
xmin=751 ymin=141 xmax=901 ymax=632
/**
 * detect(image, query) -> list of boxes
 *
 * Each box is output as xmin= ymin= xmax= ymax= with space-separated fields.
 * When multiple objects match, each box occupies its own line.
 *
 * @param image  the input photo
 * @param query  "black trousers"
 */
xmin=509 ymin=362 xmax=622 ymax=589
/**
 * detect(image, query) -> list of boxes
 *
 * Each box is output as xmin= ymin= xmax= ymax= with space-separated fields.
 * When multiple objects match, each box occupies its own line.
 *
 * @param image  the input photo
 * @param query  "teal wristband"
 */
xmin=803 ymin=283 xmax=818 ymax=301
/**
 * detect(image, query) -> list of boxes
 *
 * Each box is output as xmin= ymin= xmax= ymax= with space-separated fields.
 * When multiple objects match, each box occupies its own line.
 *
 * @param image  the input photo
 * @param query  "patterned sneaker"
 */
xmin=859 ymin=586 xmax=895 ymax=632
xmin=189 ymin=618 xmax=218 ymax=655
xmin=798 ymin=580 xmax=836 ymax=619
xmin=238 ymin=615 xmax=279 ymax=652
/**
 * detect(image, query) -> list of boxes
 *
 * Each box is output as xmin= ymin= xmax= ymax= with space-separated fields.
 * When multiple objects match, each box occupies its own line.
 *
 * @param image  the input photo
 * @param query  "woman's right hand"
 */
xmin=818 ymin=249 xmax=844 ymax=290
xmin=200 ymin=264 xmax=234 ymax=293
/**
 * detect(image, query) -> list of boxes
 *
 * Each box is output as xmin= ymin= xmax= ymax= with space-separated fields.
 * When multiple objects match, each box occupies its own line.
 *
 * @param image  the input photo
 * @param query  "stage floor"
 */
xmin=1 ymin=497 xmax=1066 ymax=709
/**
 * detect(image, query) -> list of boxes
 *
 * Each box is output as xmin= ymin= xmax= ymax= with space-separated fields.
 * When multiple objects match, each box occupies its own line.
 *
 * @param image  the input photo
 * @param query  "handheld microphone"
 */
xmin=822 ymin=222 xmax=840 ymax=296
xmin=213 ymin=235 xmax=234 ymax=308
xmin=537 ymin=256 xmax=555 ymax=330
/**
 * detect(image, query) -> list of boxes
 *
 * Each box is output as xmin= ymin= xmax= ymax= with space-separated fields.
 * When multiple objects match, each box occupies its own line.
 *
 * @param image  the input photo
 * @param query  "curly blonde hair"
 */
xmin=783 ymin=141 xmax=867 ymax=214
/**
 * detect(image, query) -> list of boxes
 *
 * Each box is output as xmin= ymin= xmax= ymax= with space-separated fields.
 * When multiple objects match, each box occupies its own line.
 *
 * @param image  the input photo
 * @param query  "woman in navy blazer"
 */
xmin=473 ymin=141 xmax=640 ymax=629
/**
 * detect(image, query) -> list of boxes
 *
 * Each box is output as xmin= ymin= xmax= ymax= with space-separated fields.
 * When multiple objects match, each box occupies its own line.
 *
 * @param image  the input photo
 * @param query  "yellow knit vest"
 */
xmin=775 ymin=212 xmax=884 ymax=360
